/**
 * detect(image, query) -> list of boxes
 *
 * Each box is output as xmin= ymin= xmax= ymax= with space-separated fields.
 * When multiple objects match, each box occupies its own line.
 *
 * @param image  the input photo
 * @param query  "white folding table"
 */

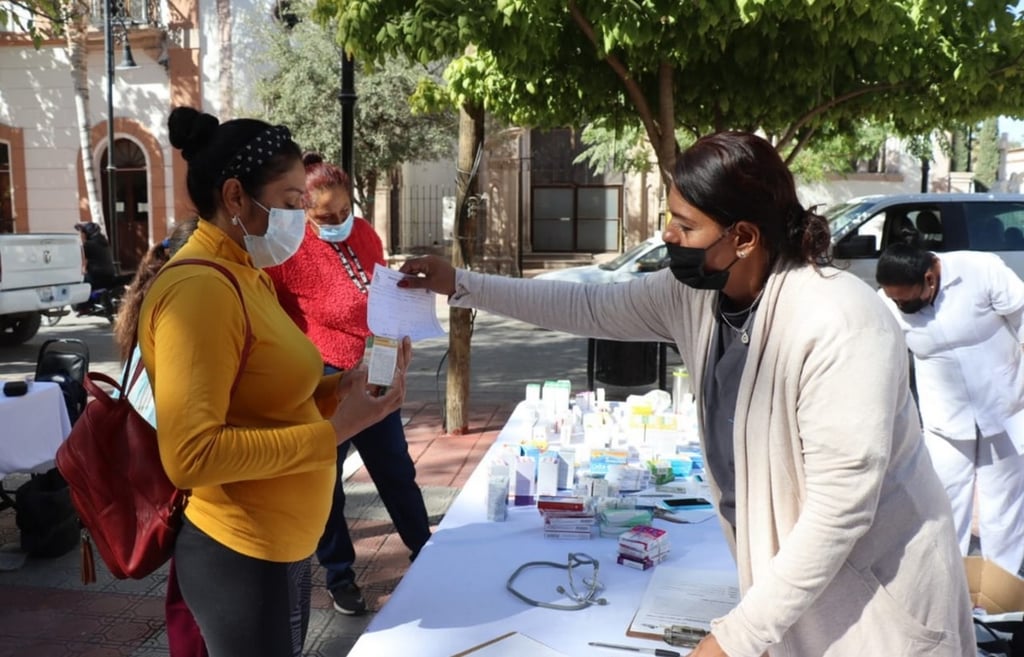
xmin=0 ymin=381 xmax=72 ymax=509
xmin=347 ymin=401 xmax=736 ymax=657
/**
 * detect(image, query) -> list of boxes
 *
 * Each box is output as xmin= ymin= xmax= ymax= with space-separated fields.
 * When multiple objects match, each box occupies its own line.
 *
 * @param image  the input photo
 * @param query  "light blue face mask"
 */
xmin=316 ymin=212 xmax=355 ymax=243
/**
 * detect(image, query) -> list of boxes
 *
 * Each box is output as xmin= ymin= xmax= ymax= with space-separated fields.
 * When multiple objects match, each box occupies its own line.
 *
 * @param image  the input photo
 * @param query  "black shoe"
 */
xmin=329 ymin=581 xmax=367 ymax=616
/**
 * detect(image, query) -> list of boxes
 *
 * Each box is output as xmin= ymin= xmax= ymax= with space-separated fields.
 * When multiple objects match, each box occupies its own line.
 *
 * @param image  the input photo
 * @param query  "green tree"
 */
xmin=789 ymin=120 xmax=891 ymax=181
xmin=248 ymin=2 xmax=456 ymax=218
xmin=974 ymin=117 xmax=1000 ymax=190
xmin=573 ymin=120 xmax=656 ymax=175
xmin=949 ymin=124 xmax=973 ymax=172
xmin=315 ymin=0 xmax=1024 ymax=183
xmin=574 ymin=119 xmax=703 ymax=176
xmin=315 ymin=0 xmax=1024 ymax=426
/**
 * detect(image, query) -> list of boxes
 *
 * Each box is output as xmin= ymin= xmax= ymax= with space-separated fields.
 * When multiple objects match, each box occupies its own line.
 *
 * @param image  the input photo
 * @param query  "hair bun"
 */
xmin=785 ymin=204 xmax=810 ymax=242
xmin=302 ymin=152 xmax=325 ymax=167
xmin=168 ymin=107 xmax=220 ymax=161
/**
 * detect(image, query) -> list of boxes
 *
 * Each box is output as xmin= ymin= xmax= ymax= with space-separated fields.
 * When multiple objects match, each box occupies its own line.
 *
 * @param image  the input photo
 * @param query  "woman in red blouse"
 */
xmin=267 ymin=153 xmax=430 ymax=616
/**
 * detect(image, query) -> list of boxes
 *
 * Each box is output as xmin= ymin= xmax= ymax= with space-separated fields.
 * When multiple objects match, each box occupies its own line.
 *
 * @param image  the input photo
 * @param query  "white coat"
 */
xmin=879 ymin=251 xmax=1024 ymax=446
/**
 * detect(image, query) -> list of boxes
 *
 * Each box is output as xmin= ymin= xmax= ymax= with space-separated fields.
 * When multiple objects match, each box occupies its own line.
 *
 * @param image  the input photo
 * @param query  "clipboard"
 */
xmin=451 ymin=631 xmax=570 ymax=657
xmin=626 ymin=610 xmax=665 ymax=641
xmin=625 ymin=566 xmax=739 ymax=641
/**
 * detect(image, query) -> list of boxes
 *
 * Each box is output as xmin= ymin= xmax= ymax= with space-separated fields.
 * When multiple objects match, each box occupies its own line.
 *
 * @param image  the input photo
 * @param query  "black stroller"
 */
xmin=34 ymin=338 xmax=90 ymax=425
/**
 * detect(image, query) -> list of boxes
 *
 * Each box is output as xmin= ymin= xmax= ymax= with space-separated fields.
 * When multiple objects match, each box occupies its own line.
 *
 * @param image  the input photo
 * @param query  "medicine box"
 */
xmin=537 ymin=496 xmax=587 ymax=513
xmin=536 ymin=456 xmax=559 ymax=497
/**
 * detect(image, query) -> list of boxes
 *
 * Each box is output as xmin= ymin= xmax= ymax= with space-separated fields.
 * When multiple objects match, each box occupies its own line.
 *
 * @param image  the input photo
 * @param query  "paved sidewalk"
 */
xmin=0 ymin=304 xmax=667 ymax=656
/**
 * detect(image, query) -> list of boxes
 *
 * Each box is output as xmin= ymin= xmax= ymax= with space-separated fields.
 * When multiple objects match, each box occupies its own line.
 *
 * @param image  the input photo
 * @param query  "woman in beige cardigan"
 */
xmin=398 ymin=132 xmax=973 ymax=657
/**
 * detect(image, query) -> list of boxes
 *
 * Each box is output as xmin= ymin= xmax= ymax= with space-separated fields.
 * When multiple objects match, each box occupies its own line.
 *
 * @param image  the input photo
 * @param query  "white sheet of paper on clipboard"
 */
xmin=627 ymin=566 xmax=739 ymax=641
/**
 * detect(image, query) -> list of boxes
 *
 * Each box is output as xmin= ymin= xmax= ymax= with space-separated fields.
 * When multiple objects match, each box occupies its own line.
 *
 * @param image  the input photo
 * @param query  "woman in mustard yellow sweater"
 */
xmin=138 ymin=106 xmax=410 ymax=657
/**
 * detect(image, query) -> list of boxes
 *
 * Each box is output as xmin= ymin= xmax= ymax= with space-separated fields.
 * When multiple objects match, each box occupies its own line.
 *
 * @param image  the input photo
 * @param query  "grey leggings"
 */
xmin=174 ymin=517 xmax=309 ymax=657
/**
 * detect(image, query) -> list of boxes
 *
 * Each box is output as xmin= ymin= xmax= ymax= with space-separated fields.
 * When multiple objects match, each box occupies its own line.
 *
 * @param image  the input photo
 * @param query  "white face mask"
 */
xmin=236 ymin=200 xmax=306 ymax=268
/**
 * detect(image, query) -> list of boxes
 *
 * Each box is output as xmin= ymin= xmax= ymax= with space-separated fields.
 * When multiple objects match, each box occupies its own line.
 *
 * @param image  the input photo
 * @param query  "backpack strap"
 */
xmin=160 ymin=258 xmax=254 ymax=398
xmin=123 ymin=258 xmax=254 ymax=399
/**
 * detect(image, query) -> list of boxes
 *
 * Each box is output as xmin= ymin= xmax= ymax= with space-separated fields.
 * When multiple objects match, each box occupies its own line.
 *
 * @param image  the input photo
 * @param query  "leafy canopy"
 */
xmin=248 ymin=1 xmax=456 ymax=203
xmin=315 ymin=0 xmax=1024 ymax=174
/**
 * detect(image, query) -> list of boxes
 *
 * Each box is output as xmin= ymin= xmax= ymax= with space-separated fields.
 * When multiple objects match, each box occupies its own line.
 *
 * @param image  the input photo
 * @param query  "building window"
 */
xmin=0 ymin=143 xmax=13 ymax=233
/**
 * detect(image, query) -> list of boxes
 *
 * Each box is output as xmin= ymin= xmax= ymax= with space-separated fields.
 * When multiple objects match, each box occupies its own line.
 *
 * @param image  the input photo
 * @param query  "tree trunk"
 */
xmin=361 ymin=169 xmax=378 ymax=221
xmin=65 ymin=2 xmax=102 ymax=225
xmin=217 ymin=0 xmax=234 ymax=118
xmin=446 ymin=102 xmax=484 ymax=434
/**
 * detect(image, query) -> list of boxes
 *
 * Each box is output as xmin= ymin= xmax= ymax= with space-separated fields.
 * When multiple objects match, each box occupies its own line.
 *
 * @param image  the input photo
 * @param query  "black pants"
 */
xmin=174 ymin=517 xmax=298 ymax=657
xmin=315 ymin=408 xmax=431 ymax=592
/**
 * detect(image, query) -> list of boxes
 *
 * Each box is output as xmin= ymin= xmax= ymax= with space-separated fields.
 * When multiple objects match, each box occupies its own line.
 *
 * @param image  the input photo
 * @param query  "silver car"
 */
xmin=532 ymin=236 xmax=669 ymax=284
xmin=828 ymin=193 xmax=1024 ymax=286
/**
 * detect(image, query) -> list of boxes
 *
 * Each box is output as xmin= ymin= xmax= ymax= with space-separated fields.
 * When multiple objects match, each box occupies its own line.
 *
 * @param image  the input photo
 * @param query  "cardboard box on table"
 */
xmin=965 ymin=556 xmax=1024 ymax=613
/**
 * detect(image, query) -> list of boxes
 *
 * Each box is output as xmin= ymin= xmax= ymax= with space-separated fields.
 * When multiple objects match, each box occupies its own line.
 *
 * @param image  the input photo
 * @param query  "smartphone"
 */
xmin=660 ymin=497 xmax=712 ymax=510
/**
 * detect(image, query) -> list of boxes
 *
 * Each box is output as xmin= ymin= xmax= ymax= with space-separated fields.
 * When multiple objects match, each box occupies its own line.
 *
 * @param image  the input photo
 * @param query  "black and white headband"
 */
xmin=219 ymin=124 xmax=292 ymax=182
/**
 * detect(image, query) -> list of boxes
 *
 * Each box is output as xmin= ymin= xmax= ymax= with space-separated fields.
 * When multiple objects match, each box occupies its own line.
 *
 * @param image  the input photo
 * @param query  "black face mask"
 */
xmin=896 ymin=281 xmax=936 ymax=315
xmin=896 ymin=297 xmax=928 ymax=314
xmin=665 ymin=227 xmax=738 ymax=290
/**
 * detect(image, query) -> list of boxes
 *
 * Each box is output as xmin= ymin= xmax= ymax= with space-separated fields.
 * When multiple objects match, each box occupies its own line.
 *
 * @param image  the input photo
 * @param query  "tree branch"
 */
xmin=783 ymin=124 xmax=818 ymax=164
xmin=990 ymin=47 xmax=1024 ymax=77
xmin=567 ymin=0 xmax=664 ymax=171
xmin=778 ymin=81 xmax=902 ymax=149
xmin=6 ymin=0 xmax=66 ymax=27
xmin=657 ymin=61 xmax=676 ymax=182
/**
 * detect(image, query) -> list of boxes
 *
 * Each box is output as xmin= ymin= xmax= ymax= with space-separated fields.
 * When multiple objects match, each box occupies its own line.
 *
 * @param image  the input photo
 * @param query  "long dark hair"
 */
xmin=674 ymin=132 xmax=831 ymax=267
xmin=876 ymin=230 xmax=934 ymax=287
xmin=114 ymin=219 xmax=199 ymax=361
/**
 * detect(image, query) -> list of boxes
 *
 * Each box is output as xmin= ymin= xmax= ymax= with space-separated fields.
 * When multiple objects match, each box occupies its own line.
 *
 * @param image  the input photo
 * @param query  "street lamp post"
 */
xmin=104 ymin=0 xmax=137 ymax=274
xmin=339 ymin=53 xmax=356 ymax=175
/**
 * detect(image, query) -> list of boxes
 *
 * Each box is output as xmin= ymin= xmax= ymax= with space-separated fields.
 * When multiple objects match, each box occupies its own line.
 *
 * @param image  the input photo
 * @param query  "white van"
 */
xmin=829 ymin=193 xmax=1024 ymax=286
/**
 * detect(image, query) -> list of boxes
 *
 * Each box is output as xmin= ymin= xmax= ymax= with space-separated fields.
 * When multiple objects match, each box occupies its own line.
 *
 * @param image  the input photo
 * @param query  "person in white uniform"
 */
xmin=876 ymin=233 xmax=1024 ymax=575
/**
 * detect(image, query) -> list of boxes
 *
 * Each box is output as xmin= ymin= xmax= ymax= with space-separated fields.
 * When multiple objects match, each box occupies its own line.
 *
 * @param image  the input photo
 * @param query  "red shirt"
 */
xmin=266 ymin=218 xmax=385 ymax=370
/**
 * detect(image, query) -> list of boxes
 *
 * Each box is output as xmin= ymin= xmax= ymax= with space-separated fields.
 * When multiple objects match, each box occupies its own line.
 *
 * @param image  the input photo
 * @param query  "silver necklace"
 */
xmin=719 ymin=288 xmax=765 ymax=345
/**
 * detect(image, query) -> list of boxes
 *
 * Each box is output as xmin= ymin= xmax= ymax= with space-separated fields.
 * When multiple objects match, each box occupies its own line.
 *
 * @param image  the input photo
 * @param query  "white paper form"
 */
xmin=367 ymin=264 xmax=447 ymax=341
xmin=628 ymin=566 xmax=739 ymax=638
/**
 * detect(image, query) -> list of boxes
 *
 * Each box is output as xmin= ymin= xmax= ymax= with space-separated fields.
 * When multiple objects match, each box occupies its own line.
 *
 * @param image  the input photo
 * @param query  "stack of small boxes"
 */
xmin=537 ymin=496 xmax=595 ymax=539
xmin=617 ymin=525 xmax=670 ymax=569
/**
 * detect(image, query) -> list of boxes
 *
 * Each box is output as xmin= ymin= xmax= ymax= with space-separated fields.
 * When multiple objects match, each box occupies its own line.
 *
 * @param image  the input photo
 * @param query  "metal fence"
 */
xmin=396 ymin=184 xmax=453 ymax=254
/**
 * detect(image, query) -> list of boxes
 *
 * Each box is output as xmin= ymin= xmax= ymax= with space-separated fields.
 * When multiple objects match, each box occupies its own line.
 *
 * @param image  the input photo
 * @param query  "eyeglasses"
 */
xmin=506 ymin=552 xmax=608 ymax=611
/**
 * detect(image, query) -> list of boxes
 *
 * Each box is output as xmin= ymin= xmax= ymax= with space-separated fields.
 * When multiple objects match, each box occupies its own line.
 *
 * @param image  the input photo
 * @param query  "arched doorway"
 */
xmin=100 ymin=139 xmax=150 ymax=272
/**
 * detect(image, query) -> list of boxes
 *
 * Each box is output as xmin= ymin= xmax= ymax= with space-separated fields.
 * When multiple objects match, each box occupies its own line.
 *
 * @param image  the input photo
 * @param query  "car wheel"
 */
xmin=0 ymin=312 xmax=43 ymax=347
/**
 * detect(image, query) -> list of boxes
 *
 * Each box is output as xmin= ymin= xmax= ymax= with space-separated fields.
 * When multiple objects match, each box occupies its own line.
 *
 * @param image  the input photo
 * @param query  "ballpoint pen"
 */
xmin=588 ymin=641 xmax=682 ymax=657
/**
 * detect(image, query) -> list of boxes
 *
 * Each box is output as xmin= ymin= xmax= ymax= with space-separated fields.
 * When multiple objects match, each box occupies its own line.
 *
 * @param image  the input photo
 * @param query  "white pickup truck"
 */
xmin=0 ymin=233 xmax=90 ymax=346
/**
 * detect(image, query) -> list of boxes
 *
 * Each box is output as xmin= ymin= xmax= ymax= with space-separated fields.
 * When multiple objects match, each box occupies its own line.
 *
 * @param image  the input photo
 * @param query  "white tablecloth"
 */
xmin=0 ymin=381 xmax=72 ymax=479
xmin=347 ymin=402 xmax=736 ymax=657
